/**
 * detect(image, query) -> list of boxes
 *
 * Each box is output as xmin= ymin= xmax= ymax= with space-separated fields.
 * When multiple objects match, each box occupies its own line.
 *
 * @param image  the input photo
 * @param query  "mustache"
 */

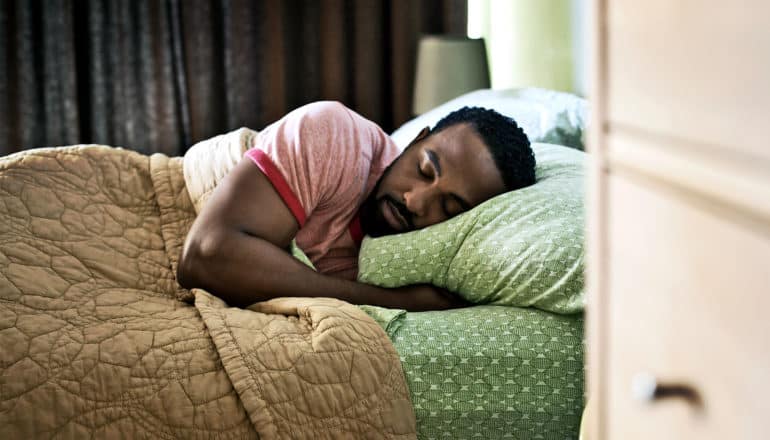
xmin=384 ymin=195 xmax=415 ymax=229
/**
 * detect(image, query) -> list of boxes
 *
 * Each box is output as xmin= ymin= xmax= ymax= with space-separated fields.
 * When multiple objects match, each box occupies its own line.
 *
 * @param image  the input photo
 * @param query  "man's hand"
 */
xmin=393 ymin=284 xmax=470 ymax=311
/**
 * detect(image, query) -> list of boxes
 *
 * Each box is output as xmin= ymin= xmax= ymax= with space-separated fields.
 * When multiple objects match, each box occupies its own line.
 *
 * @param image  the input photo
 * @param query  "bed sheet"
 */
xmin=369 ymin=306 xmax=584 ymax=439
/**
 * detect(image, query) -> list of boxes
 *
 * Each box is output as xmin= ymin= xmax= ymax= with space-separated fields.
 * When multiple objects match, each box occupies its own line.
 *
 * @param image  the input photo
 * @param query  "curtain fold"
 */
xmin=1 ymin=0 xmax=466 ymax=156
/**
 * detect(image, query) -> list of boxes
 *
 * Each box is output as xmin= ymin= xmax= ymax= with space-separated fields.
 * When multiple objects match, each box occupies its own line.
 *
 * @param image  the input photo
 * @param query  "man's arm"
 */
xmin=177 ymin=158 xmax=466 ymax=311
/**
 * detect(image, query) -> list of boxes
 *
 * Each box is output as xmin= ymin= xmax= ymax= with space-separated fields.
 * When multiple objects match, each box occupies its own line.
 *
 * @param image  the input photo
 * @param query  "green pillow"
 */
xmin=357 ymin=143 xmax=585 ymax=314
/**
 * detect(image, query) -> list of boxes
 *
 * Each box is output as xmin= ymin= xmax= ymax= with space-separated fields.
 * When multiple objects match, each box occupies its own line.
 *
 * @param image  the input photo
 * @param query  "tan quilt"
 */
xmin=0 ymin=137 xmax=416 ymax=439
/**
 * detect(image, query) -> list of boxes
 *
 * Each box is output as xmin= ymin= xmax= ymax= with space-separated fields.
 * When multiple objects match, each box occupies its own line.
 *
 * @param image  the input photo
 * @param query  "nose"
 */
xmin=404 ymin=182 xmax=441 ymax=221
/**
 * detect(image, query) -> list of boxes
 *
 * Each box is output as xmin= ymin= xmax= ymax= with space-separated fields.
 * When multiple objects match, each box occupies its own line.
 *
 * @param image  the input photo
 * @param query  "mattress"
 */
xmin=365 ymin=305 xmax=584 ymax=439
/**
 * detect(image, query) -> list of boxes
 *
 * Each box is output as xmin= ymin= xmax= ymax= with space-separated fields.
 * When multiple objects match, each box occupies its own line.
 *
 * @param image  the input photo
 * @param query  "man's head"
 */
xmin=360 ymin=106 xmax=535 ymax=237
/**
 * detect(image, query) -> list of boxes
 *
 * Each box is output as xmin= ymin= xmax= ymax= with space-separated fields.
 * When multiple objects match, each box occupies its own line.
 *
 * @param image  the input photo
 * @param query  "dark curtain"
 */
xmin=0 ymin=0 xmax=466 ymax=156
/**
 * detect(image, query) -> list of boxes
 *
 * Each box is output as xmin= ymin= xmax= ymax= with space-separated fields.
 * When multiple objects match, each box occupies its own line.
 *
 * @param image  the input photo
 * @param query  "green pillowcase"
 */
xmin=357 ymin=143 xmax=585 ymax=314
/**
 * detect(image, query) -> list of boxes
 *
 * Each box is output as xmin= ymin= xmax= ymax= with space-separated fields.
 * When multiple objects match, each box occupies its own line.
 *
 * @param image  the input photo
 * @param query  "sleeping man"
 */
xmin=177 ymin=101 xmax=535 ymax=311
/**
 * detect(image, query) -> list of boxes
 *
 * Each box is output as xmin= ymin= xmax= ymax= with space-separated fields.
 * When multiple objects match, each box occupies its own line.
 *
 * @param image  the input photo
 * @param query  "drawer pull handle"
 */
xmin=632 ymin=373 xmax=702 ymax=406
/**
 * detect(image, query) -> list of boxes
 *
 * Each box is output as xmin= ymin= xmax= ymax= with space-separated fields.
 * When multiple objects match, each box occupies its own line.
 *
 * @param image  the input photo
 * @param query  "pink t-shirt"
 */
xmin=245 ymin=101 xmax=400 ymax=280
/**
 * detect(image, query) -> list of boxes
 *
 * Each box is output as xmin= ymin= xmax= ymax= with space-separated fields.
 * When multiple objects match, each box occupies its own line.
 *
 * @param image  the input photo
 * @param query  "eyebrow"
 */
xmin=425 ymin=149 xmax=472 ymax=211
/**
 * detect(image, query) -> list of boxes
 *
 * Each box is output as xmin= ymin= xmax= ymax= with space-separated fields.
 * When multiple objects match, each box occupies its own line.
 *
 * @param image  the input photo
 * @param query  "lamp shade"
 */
xmin=412 ymin=36 xmax=491 ymax=115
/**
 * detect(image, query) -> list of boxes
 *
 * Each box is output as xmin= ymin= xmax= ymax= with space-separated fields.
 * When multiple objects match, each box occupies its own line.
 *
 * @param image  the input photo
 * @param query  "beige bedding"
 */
xmin=0 ymin=140 xmax=415 ymax=438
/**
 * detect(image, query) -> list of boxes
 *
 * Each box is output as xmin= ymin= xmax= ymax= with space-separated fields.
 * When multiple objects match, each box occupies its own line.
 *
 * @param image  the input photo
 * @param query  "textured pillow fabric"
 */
xmin=357 ymin=143 xmax=585 ymax=314
xmin=391 ymin=88 xmax=587 ymax=151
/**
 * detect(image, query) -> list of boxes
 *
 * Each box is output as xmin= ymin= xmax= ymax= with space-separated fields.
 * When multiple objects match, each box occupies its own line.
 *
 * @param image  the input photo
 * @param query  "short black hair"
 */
xmin=431 ymin=106 xmax=535 ymax=191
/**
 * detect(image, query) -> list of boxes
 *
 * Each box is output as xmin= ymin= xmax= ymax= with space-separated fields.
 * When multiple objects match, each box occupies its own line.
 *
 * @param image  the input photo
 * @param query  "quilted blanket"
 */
xmin=0 ymin=143 xmax=416 ymax=438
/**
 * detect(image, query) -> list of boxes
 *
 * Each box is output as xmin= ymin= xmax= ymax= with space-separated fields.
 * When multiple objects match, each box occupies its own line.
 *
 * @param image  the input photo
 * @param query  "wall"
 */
xmin=468 ymin=0 xmax=588 ymax=96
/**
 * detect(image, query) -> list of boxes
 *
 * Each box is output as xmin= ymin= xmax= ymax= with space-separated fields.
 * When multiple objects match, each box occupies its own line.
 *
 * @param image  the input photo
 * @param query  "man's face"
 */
xmin=360 ymin=123 xmax=506 ymax=237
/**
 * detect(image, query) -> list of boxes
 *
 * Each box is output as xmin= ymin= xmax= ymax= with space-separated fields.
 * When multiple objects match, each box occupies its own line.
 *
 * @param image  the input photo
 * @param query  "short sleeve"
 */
xmin=245 ymin=101 xmax=359 ymax=227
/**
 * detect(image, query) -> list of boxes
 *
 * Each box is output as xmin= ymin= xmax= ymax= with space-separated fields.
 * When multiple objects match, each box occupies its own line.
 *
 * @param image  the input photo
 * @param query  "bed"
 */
xmin=367 ymin=87 xmax=588 ymax=439
xmin=0 ymin=87 xmax=587 ymax=439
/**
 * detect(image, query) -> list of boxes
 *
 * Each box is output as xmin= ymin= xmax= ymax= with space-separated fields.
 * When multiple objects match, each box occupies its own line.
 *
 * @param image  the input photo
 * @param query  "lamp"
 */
xmin=412 ymin=36 xmax=491 ymax=115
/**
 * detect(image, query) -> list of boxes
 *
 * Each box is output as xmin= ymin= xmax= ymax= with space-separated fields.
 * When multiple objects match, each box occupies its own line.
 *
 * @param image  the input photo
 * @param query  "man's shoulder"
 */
xmin=259 ymin=100 xmax=399 ymax=173
xmin=292 ymin=101 xmax=386 ymax=134
xmin=293 ymin=101 xmax=354 ymax=125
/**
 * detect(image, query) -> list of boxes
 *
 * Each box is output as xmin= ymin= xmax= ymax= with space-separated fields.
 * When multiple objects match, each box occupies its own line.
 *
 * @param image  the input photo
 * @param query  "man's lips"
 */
xmin=382 ymin=198 xmax=408 ymax=231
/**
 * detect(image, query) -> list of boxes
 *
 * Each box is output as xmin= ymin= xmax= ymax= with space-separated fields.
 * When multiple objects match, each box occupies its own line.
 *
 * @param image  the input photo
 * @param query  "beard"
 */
xmin=359 ymin=178 xmax=394 ymax=238
xmin=359 ymin=199 xmax=386 ymax=238
xmin=359 ymin=159 xmax=402 ymax=238
xmin=360 ymin=140 xmax=424 ymax=238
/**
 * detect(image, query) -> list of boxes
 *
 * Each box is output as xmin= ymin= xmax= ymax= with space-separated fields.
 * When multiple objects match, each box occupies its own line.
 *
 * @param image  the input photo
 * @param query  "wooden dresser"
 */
xmin=586 ymin=1 xmax=770 ymax=438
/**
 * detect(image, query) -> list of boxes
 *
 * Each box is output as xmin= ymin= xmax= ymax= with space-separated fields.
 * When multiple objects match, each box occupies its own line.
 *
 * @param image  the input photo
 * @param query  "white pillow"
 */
xmin=391 ymin=87 xmax=588 ymax=150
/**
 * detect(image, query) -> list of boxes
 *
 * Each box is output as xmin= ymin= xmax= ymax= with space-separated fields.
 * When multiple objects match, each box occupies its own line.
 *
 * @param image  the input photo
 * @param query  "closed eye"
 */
xmin=417 ymin=162 xmax=432 ymax=179
xmin=442 ymin=197 xmax=464 ymax=218
xmin=444 ymin=194 xmax=471 ymax=218
xmin=418 ymin=150 xmax=441 ymax=179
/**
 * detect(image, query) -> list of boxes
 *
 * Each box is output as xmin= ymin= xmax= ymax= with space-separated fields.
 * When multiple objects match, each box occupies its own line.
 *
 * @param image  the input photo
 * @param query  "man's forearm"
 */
xmin=179 ymin=228 xmax=407 ymax=309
